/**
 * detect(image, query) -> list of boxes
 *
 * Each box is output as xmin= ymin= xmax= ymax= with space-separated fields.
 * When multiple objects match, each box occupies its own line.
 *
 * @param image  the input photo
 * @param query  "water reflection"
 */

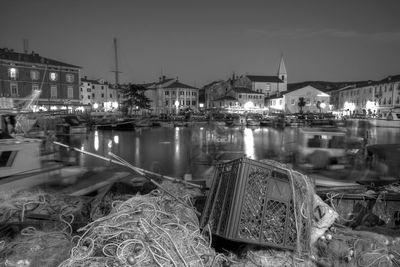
xmin=64 ymin=124 xmax=399 ymax=179
xmin=243 ymin=128 xmax=255 ymax=159
xmin=94 ymin=130 xmax=99 ymax=151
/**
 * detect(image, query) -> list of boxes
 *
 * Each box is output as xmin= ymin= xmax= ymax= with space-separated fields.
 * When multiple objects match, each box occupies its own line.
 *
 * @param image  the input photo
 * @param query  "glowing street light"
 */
xmin=93 ymin=103 xmax=99 ymax=109
xmin=244 ymin=101 xmax=254 ymax=110
xmin=175 ymin=100 xmax=180 ymax=114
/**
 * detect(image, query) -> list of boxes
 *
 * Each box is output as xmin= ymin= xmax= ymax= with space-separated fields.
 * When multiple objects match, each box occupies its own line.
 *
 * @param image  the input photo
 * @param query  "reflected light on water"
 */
xmin=135 ymin=137 xmax=140 ymax=160
xmin=114 ymin=135 xmax=119 ymax=144
xmin=94 ymin=131 xmax=99 ymax=151
xmin=244 ymin=128 xmax=255 ymax=159
xmin=174 ymin=127 xmax=180 ymax=156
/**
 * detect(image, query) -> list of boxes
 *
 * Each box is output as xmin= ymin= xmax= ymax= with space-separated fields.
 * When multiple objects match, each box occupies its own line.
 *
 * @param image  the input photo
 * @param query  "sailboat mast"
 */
xmin=113 ymin=37 xmax=120 ymax=86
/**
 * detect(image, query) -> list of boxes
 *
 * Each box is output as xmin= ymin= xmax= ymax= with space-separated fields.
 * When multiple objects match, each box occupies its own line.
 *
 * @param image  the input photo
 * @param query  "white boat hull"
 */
xmin=369 ymin=119 xmax=400 ymax=128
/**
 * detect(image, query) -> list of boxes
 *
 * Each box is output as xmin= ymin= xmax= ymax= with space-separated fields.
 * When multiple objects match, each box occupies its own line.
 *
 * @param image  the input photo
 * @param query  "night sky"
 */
xmin=1 ymin=0 xmax=399 ymax=86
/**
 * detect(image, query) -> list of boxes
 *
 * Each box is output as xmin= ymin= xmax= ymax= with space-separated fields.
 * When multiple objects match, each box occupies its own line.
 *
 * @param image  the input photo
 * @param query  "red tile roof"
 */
xmin=0 ymin=48 xmax=81 ymax=69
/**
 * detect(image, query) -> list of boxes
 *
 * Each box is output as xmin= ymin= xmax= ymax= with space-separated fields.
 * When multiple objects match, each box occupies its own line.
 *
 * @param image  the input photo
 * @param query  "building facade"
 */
xmin=80 ymin=77 xmax=118 ymax=111
xmin=203 ymin=56 xmax=287 ymax=112
xmin=209 ymin=87 xmax=264 ymax=112
xmin=145 ymin=76 xmax=199 ymax=115
xmin=266 ymin=85 xmax=331 ymax=114
xmin=0 ymin=47 xmax=83 ymax=111
xmin=337 ymin=75 xmax=400 ymax=116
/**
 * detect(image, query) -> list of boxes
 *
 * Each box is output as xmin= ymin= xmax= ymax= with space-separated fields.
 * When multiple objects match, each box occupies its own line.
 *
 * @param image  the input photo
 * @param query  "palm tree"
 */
xmin=298 ymin=97 xmax=306 ymax=114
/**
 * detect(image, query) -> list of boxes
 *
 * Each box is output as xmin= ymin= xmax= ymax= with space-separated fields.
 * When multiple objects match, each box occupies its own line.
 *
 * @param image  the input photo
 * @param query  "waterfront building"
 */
xmin=202 ymin=80 xmax=231 ymax=109
xmin=203 ymin=56 xmax=287 ymax=112
xmin=80 ymin=77 xmax=118 ymax=112
xmin=0 ymin=47 xmax=84 ymax=111
xmin=336 ymin=75 xmax=400 ymax=117
xmin=233 ymin=56 xmax=287 ymax=96
xmin=266 ymin=85 xmax=331 ymax=114
xmin=144 ymin=76 xmax=199 ymax=115
xmin=373 ymin=75 xmax=400 ymax=116
xmin=209 ymin=87 xmax=265 ymax=112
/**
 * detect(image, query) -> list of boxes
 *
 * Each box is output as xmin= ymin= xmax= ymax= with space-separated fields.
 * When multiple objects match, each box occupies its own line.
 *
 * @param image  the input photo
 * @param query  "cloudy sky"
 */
xmin=1 ymin=0 xmax=399 ymax=86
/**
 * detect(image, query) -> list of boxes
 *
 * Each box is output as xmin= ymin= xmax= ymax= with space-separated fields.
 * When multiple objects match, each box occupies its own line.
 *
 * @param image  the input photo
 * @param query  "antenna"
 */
xmin=23 ymin=39 xmax=29 ymax=54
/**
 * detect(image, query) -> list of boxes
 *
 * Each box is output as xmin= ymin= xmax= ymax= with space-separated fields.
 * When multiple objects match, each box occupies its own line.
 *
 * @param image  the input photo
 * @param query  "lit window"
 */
xmin=66 ymin=74 xmax=74 ymax=83
xmin=49 ymin=72 xmax=58 ymax=81
xmin=30 ymin=70 xmax=39 ymax=80
xmin=9 ymin=68 xmax=18 ymax=79
xmin=67 ymin=86 xmax=73 ymax=98
xmin=51 ymin=85 xmax=57 ymax=98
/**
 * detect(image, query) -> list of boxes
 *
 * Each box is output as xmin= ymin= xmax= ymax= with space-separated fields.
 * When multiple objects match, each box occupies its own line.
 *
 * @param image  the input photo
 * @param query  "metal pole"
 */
xmin=53 ymin=141 xmax=203 ymax=189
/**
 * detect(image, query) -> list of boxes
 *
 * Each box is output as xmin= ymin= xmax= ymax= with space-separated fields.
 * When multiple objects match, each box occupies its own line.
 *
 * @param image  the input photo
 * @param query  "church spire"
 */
xmin=278 ymin=54 xmax=287 ymax=78
xmin=277 ymin=54 xmax=287 ymax=92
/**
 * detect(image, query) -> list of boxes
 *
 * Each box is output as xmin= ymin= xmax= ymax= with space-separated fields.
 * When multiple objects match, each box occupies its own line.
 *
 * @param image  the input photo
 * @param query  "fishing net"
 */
xmin=228 ymin=249 xmax=314 ymax=267
xmin=0 ymin=226 xmax=72 ymax=267
xmin=0 ymin=189 xmax=90 ymax=229
xmin=314 ymin=226 xmax=399 ymax=267
xmin=59 ymin=189 xmax=224 ymax=267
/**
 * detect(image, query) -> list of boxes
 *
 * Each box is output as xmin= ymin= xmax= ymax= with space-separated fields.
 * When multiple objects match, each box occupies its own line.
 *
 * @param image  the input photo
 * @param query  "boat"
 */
xmin=369 ymin=109 xmax=400 ymax=128
xmin=56 ymin=115 xmax=88 ymax=135
xmin=134 ymin=118 xmax=153 ymax=127
xmin=229 ymin=114 xmax=246 ymax=126
xmin=246 ymin=114 xmax=261 ymax=126
xmin=171 ymin=115 xmax=188 ymax=127
xmin=294 ymin=127 xmax=349 ymax=170
xmin=259 ymin=115 xmax=276 ymax=127
xmin=94 ymin=115 xmax=135 ymax=130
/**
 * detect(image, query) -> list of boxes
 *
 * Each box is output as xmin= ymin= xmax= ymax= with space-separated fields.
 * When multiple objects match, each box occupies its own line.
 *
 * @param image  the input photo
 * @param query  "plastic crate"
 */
xmin=200 ymin=157 xmax=312 ymax=251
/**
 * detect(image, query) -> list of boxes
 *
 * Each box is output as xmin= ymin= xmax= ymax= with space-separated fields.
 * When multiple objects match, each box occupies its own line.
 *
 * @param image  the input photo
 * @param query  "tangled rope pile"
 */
xmin=60 ymin=189 xmax=224 ymax=267
xmin=0 ymin=226 xmax=72 ymax=267
xmin=0 ymin=189 xmax=88 ymax=225
xmin=314 ymin=225 xmax=400 ymax=266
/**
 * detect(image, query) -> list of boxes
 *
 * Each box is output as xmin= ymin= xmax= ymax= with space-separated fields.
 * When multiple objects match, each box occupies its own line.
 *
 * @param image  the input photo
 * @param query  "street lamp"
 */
xmin=175 ymin=100 xmax=179 ymax=115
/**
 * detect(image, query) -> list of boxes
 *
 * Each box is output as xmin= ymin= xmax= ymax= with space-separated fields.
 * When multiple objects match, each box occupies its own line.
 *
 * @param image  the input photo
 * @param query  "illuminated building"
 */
xmin=0 ymin=47 xmax=83 ymax=111
xmin=144 ymin=76 xmax=199 ymax=115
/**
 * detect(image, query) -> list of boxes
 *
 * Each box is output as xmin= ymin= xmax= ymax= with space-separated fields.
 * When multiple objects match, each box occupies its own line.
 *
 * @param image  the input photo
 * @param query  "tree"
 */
xmin=298 ymin=97 xmax=306 ymax=114
xmin=120 ymin=83 xmax=151 ymax=115
xmin=316 ymin=100 xmax=321 ymax=113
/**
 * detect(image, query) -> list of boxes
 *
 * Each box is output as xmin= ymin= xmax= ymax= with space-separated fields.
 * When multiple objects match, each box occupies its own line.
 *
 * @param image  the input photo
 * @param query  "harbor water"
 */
xmin=63 ymin=123 xmax=400 ymax=180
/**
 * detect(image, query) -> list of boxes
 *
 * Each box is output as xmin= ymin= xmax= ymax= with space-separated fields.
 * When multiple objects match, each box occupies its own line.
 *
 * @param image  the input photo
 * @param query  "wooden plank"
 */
xmin=68 ymin=172 xmax=131 ymax=196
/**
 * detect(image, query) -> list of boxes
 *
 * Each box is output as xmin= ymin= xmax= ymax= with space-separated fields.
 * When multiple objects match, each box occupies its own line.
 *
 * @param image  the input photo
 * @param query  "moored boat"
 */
xmin=369 ymin=110 xmax=400 ymax=128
